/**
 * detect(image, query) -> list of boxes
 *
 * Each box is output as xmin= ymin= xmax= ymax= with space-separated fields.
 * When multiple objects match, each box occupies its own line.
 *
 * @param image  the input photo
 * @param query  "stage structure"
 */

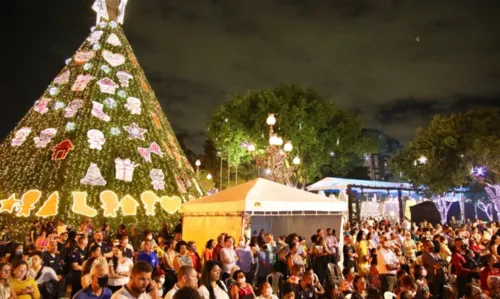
xmin=307 ymin=177 xmax=416 ymax=223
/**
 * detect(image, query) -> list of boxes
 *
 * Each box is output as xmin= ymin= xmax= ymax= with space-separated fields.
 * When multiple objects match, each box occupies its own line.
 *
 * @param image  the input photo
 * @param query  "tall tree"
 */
xmin=207 ymin=84 xmax=374 ymax=183
xmin=391 ymin=107 xmax=500 ymax=193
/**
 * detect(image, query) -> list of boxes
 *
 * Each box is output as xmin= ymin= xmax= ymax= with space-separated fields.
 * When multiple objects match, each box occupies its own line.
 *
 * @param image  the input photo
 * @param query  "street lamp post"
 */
xmin=195 ymin=159 xmax=201 ymax=177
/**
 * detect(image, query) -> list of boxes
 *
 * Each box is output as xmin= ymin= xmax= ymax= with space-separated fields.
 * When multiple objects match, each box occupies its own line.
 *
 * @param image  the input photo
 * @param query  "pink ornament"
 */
xmin=11 ymin=128 xmax=32 ymax=147
xmin=115 ymin=158 xmax=139 ymax=182
xmin=34 ymin=98 xmax=51 ymax=114
xmin=54 ymin=70 xmax=70 ymax=85
xmin=117 ymin=71 xmax=133 ymax=87
xmin=97 ymin=78 xmax=119 ymax=94
xmin=138 ymin=142 xmax=164 ymax=163
xmin=71 ymin=74 xmax=94 ymax=91
xmin=34 ymin=128 xmax=57 ymax=148
xmin=64 ymin=99 xmax=84 ymax=118
xmin=102 ymin=50 xmax=125 ymax=67
xmin=74 ymin=51 xmax=95 ymax=65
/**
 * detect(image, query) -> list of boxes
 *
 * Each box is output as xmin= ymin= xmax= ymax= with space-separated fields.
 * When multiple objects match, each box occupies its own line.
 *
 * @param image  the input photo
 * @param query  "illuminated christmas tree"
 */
xmin=0 ymin=0 xmax=203 ymax=232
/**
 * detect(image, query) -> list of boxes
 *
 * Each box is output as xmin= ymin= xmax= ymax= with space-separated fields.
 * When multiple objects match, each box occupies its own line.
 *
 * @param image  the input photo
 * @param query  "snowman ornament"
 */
xmin=125 ymin=97 xmax=141 ymax=115
xmin=87 ymin=129 xmax=106 ymax=150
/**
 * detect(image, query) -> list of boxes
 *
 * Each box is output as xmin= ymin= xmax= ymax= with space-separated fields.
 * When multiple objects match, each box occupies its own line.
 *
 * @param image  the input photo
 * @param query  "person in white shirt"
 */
xmin=377 ymin=235 xmax=400 ymax=294
xmin=198 ymin=260 xmax=229 ymax=299
xmin=220 ymin=236 xmax=238 ymax=280
xmin=164 ymin=266 xmax=198 ymax=299
xmin=109 ymin=246 xmax=133 ymax=293
xmin=111 ymin=261 xmax=160 ymax=299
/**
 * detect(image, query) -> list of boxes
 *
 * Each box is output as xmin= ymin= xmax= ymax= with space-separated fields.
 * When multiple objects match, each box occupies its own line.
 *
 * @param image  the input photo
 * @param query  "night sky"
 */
xmin=1 ymin=0 xmax=500 ymax=153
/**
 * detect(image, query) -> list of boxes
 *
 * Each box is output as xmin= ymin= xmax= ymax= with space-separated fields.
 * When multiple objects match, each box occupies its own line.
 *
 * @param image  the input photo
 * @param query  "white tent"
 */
xmin=182 ymin=178 xmax=347 ymax=255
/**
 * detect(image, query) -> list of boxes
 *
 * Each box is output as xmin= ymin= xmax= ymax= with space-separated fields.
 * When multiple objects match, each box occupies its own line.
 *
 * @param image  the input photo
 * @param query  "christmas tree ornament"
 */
xmin=92 ymin=43 xmax=102 ymax=51
xmin=102 ymin=50 xmax=125 ymax=67
xmin=51 ymin=139 xmax=74 ymax=160
xmin=49 ymin=87 xmax=59 ymax=96
xmin=97 ymin=78 xmax=119 ymax=94
xmin=65 ymin=122 xmax=76 ymax=132
xmin=71 ymin=74 xmax=94 ymax=91
xmin=159 ymin=195 xmax=182 ymax=214
xmin=176 ymin=176 xmax=187 ymax=193
xmin=92 ymin=0 xmax=129 ymax=25
xmin=65 ymin=58 xmax=72 ymax=65
xmin=110 ymin=127 xmax=121 ymax=136
xmin=83 ymin=63 xmax=93 ymax=71
xmin=54 ymin=70 xmax=70 ymax=85
xmin=34 ymin=97 xmax=51 ymax=114
xmin=16 ymin=190 xmax=41 ymax=217
xmin=0 ymin=194 xmax=19 ymax=214
xmin=91 ymin=101 xmax=111 ymax=122
xmin=123 ymin=123 xmax=147 ymax=140
xmin=104 ymin=97 xmax=117 ymax=109
xmin=34 ymin=128 xmax=57 ymax=148
xmin=115 ymin=158 xmax=139 ymax=182
xmin=150 ymin=169 xmax=165 ymax=191
xmin=86 ymin=30 xmax=103 ymax=44
xmin=140 ymin=78 xmax=150 ymax=92
xmin=161 ymin=141 xmax=174 ymax=159
xmin=106 ymin=33 xmax=122 ymax=46
xmin=35 ymin=192 xmax=59 ymax=218
xmin=109 ymin=21 xmax=118 ymax=28
xmin=183 ymin=174 xmax=193 ymax=188
xmin=64 ymin=99 xmax=84 ymax=118
xmin=98 ymin=21 xmax=107 ymax=28
xmin=87 ymin=129 xmax=106 ymax=150
xmin=128 ymin=52 xmax=139 ymax=67
xmin=138 ymin=142 xmax=164 ymax=163
xmin=100 ymin=190 xmax=120 ymax=217
xmin=125 ymin=97 xmax=141 ymax=115
xmin=120 ymin=195 xmax=139 ymax=216
xmin=101 ymin=64 xmax=111 ymax=74
xmin=71 ymin=192 xmax=98 ymax=217
xmin=90 ymin=26 xmax=96 ymax=32
xmin=11 ymin=127 xmax=32 ymax=147
xmin=53 ymin=101 xmax=65 ymax=110
xmin=74 ymin=51 xmax=95 ymax=65
xmin=116 ymin=71 xmax=133 ymax=87
xmin=117 ymin=90 xmax=127 ymax=98
xmin=140 ymin=191 xmax=159 ymax=216
xmin=81 ymin=163 xmax=107 ymax=186
xmin=151 ymin=112 xmax=162 ymax=128
xmin=192 ymin=178 xmax=203 ymax=195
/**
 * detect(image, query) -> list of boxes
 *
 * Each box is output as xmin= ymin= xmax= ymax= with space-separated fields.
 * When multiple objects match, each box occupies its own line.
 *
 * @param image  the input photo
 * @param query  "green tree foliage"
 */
xmin=207 ymin=84 xmax=374 ymax=183
xmin=391 ymin=108 xmax=500 ymax=193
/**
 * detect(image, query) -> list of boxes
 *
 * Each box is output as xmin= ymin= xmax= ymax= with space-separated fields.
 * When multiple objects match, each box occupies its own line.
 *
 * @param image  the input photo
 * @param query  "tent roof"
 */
xmin=182 ymin=178 xmax=347 ymax=214
xmin=307 ymin=177 xmax=413 ymax=192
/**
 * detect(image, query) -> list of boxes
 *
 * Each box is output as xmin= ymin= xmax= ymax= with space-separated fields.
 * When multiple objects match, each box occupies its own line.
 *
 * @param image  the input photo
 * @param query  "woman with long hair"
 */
xmin=108 ymin=246 xmax=133 ymax=293
xmin=491 ymin=235 xmax=500 ymax=259
xmin=0 ymin=263 xmax=15 ymax=299
xmin=198 ymin=260 xmax=229 ymax=299
xmin=11 ymin=261 xmax=40 ymax=299
xmin=174 ymin=241 xmax=193 ymax=272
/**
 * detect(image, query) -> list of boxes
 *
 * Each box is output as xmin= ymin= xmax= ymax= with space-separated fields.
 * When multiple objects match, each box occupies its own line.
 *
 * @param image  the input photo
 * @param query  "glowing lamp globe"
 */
xmin=265 ymin=168 xmax=272 ymax=175
xmin=195 ymin=159 xmax=201 ymax=167
xmin=206 ymin=173 xmax=212 ymax=180
xmin=276 ymin=136 xmax=283 ymax=146
xmin=284 ymin=141 xmax=293 ymax=152
xmin=293 ymin=156 xmax=301 ymax=165
xmin=248 ymin=144 xmax=255 ymax=152
xmin=269 ymin=134 xmax=279 ymax=146
xmin=266 ymin=114 xmax=276 ymax=126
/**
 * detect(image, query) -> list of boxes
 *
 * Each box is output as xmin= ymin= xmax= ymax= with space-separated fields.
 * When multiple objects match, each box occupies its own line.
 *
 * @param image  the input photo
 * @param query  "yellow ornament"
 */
xmin=35 ymin=192 xmax=59 ymax=218
xmin=120 ymin=195 xmax=139 ymax=216
xmin=72 ymin=192 xmax=98 ymax=217
xmin=0 ymin=194 xmax=19 ymax=214
xmin=100 ymin=190 xmax=120 ymax=217
xmin=17 ymin=190 xmax=41 ymax=217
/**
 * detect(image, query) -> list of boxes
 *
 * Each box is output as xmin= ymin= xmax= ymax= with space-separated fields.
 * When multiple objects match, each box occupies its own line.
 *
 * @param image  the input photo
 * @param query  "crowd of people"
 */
xmin=0 ymin=216 xmax=499 ymax=299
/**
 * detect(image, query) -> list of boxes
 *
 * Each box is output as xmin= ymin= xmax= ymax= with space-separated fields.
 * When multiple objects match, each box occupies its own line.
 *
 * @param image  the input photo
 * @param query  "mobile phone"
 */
xmin=145 ymin=283 xmax=151 ymax=293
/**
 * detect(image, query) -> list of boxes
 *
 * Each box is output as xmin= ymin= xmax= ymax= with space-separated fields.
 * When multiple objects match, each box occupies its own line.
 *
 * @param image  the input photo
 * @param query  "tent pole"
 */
xmin=227 ymin=154 xmax=230 ymax=188
xmin=220 ymin=155 xmax=223 ymax=191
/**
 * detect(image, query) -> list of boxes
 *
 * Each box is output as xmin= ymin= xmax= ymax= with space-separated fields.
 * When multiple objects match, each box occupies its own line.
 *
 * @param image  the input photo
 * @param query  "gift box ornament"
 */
xmin=115 ymin=158 xmax=139 ymax=182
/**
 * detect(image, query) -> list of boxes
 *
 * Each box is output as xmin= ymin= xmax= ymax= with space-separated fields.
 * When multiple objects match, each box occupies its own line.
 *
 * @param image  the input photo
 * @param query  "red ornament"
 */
xmin=51 ymin=139 xmax=74 ymax=160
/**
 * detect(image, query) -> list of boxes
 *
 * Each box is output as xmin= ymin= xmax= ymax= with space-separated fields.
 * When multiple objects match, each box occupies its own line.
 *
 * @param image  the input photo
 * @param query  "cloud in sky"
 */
xmin=1 ymin=0 xmax=499 ymax=152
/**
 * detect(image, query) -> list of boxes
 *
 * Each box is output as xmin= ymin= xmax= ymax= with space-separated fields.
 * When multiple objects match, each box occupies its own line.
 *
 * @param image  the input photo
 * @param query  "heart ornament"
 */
xmin=102 ymin=50 xmax=125 ymax=67
xmin=160 ymin=195 xmax=182 ymax=214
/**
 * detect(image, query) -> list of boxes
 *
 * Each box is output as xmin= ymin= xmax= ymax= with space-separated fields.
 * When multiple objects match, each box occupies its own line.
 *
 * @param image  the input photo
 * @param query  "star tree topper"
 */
xmin=92 ymin=0 xmax=129 ymax=25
